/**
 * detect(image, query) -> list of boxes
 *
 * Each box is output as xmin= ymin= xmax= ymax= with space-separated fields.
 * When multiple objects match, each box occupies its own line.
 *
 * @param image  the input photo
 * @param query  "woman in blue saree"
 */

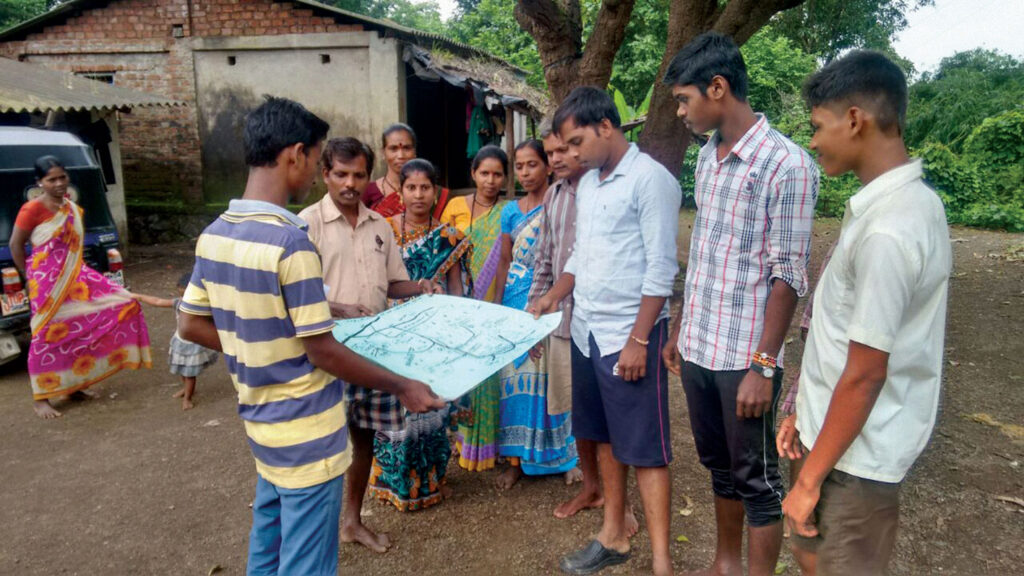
xmin=493 ymin=140 xmax=578 ymax=489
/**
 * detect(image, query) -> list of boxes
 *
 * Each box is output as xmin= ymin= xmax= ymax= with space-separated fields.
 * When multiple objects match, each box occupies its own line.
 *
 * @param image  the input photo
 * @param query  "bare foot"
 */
xmin=494 ymin=465 xmax=523 ymax=490
xmin=33 ymin=399 xmax=62 ymax=419
xmin=554 ymin=487 xmax=603 ymax=519
xmin=653 ymin=555 xmax=675 ymax=576
xmin=625 ymin=505 xmax=640 ymax=537
xmin=440 ymin=484 xmax=453 ymax=500
xmin=181 ymin=398 xmax=195 ymax=410
xmin=564 ymin=467 xmax=583 ymax=486
xmin=340 ymin=521 xmax=390 ymax=553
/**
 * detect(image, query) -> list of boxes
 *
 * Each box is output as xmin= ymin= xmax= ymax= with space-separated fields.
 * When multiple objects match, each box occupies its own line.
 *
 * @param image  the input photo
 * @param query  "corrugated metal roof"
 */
xmin=404 ymin=45 xmax=549 ymax=117
xmin=0 ymin=57 xmax=181 ymax=114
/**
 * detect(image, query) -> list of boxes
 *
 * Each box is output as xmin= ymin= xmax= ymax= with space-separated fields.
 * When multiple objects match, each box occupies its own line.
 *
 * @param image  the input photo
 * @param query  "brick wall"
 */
xmin=0 ymin=0 xmax=364 ymax=206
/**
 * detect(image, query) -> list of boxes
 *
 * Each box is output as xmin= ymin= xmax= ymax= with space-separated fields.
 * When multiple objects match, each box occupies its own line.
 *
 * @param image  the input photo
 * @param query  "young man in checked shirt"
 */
xmin=661 ymin=33 xmax=818 ymax=576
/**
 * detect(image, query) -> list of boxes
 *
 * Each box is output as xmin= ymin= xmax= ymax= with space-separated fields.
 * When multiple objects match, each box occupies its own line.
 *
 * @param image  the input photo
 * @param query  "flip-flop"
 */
xmin=560 ymin=539 xmax=631 ymax=575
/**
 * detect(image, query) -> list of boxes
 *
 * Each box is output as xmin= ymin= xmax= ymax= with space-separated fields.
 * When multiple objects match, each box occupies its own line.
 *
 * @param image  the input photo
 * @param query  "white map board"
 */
xmin=332 ymin=294 xmax=561 ymax=400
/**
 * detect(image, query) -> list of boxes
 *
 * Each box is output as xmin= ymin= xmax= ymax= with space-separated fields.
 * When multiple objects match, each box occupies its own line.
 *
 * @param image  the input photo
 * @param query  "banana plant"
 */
xmin=609 ymin=84 xmax=654 ymax=142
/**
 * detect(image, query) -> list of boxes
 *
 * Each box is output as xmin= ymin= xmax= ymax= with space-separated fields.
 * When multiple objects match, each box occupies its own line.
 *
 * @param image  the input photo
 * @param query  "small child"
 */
xmin=132 ymin=272 xmax=219 ymax=410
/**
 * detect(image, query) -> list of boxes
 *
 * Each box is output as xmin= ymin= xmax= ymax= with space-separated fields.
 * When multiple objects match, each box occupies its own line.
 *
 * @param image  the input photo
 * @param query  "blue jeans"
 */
xmin=247 ymin=474 xmax=344 ymax=576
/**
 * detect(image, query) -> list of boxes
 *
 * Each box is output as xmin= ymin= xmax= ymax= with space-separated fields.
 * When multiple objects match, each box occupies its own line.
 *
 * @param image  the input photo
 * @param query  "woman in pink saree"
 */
xmin=9 ymin=156 xmax=152 ymax=418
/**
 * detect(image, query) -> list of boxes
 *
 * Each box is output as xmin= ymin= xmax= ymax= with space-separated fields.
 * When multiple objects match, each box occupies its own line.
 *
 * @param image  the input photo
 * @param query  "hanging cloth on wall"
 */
xmin=466 ymin=105 xmax=496 ymax=159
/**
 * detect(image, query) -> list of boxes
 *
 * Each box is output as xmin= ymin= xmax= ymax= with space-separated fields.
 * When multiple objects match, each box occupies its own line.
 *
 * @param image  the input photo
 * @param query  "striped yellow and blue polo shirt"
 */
xmin=180 ymin=199 xmax=350 ymax=489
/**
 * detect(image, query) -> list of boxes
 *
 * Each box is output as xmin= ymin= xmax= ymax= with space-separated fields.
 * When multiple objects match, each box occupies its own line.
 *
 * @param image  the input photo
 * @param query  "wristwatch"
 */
xmin=749 ymin=362 xmax=775 ymax=379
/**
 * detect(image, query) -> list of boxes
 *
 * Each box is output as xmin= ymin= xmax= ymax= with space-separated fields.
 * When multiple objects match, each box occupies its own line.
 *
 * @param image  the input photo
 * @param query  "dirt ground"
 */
xmin=1 ymin=211 xmax=1022 ymax=576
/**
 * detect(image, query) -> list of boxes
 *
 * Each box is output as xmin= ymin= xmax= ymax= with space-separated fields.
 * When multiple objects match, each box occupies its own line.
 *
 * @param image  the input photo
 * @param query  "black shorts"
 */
xmin=681 ymin=361 xmax=784 ymax=526
xmin=570 ymin=319 xmax=672 ymax=468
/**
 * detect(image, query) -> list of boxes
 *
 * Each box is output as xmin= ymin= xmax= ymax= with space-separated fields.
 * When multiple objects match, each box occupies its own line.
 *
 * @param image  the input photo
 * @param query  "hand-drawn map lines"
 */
xmin=340 ymin=303 xmax=539 ymax=366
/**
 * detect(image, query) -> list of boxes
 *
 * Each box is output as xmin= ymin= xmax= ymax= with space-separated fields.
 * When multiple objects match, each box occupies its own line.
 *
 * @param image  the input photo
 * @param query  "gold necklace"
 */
xmin=467 ymin=193 xmax=497 ymax=235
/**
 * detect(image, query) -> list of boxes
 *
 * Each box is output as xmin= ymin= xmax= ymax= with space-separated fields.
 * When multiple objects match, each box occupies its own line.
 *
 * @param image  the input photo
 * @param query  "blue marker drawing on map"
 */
xmin=332 ymin=294 xmax=561 ymax=400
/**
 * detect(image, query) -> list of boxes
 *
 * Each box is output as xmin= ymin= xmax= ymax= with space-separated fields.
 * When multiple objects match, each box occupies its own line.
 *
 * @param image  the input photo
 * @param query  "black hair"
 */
xmin=662 ymin=31 xmax=749 ymax=101
xmin=382 ymin=123 xmax=417 ymax=148
xmin=321 ymin=137 xmax=375 ymax=177
xmin=514 ymin=139 xmax=549 ymax=165
xmin=552 ymin=86 xmax=621 ymax=133
xmin=243 ymin=96 xmax=329 ymax=168
xmin=399 ymin=158 xmax=438 ymax=187
xmin=802 ymin=50 xmax=908 ymax=133
xmin=177 ymin=272 xmax=192 ymax=290
xmin=470 ymin=145 xmax=508 ymax=175
xmin=34 ymin=155 xmax=65 ymax=180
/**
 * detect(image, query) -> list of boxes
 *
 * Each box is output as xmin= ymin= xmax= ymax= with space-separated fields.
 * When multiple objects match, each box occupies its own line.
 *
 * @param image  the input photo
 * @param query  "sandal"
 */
xmin=560 ymin=539 xmax=631 ymax=575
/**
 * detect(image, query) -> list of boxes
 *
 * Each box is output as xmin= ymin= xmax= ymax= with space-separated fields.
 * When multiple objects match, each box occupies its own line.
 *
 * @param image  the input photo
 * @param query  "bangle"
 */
xmin=630 ymin=335 xmax=649 ymax=347
xmin=751 ymin=351 xmax=777 ymax=368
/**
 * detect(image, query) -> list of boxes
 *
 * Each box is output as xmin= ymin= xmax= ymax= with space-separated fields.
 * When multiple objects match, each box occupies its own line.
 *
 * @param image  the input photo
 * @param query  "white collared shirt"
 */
xmin=563 ymin=144 xmax=681 ymax=358
xmin=796 ymin=159 xmax=952 ymax=483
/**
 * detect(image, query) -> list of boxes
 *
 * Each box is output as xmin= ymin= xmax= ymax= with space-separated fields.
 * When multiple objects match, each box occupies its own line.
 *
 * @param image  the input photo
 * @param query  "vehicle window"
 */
xmin=0 ymin=145 xmax=94 ymax=171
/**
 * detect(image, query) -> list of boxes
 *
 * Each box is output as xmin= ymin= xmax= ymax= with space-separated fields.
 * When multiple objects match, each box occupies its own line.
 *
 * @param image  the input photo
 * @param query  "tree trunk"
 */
xmin=516 ymin=0 xmax=636 ymax=104
xmin=638 ymin=0 xmax=807 ymax=174
xmin=517 ymin=0 xmax=807 ymax=172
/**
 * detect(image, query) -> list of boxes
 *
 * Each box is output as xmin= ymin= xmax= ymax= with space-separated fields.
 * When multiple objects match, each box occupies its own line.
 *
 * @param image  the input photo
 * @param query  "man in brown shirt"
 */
xmin=299 ymin=137 xmax=437 ymax=553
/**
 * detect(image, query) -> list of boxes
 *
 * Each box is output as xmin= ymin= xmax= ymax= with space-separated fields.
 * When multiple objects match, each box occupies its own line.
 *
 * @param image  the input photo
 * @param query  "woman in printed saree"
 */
xmin=9 ymin=156 xmax=152 ymax=419
xmin=361 ymin=123 xmax=451 ymax=220
xmin=492 ymin=140 xmax=579 ymax=490
xmin=368 ymin=159 xmax=474 ymax=511
xmin=439 ymin=145 xmax=508 ymax=472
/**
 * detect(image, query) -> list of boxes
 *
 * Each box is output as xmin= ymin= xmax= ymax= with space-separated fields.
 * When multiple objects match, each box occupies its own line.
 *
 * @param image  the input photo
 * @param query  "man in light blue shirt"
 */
xmin=533 ymin=86 xmax=681 ymax=576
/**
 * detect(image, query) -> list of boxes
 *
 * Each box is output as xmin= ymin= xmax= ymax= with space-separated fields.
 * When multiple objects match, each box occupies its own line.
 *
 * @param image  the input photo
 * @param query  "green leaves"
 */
xmin=447 ymin=0 xmax=545 ymax=88
xmin=0 ymin=0 xmax=47 ymax=30
xmin=906 ymin=49 xmax=1024 ymax=153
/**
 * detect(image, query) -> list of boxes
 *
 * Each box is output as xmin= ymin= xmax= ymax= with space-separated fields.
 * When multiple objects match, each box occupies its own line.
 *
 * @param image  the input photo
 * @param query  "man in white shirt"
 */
xmin=534 ymin=86 xmax=681 ymax=576
xmin=776 ymin=51 xmax=951 ymax=576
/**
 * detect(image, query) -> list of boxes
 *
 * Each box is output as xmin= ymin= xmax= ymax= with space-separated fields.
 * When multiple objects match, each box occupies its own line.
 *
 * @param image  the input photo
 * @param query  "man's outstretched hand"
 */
xmin=528 ymin=294 xmax=559 ymax=319
xmin=397 ymin=379 xmax=446 ymax=413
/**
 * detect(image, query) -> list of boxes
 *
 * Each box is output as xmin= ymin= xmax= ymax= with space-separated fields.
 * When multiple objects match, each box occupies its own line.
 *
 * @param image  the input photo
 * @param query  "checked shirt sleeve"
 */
xmin=528 ymin=192 xmax=556 ymax=304
xmin=767 ymin=161 xmax=818 ymax=297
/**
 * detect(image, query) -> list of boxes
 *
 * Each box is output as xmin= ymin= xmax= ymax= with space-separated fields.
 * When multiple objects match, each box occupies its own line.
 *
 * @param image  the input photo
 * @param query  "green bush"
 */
xmin=917 ymin=118 xmax=1024 ymax=232
xmin=964 ymin=109 xmax=1024 ymax=168
xmin=918 ymin=141 xmax=989 ymax=216
xmin=958 ymin=202 xmax=1024 ymax=232
xmin=816 ymin=173 xmax=860 ymax=217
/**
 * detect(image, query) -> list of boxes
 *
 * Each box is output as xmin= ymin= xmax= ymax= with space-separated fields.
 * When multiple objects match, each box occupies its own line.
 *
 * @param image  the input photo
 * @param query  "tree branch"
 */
xmin=515 ymin=0 xmax=585 ymax=101
xmin=514 ymin=0 xmax=582 ymax=56
xmin=714 ymin=0 xmax=807 ymax=44
xmin=638 ymin=0 xmax=810 ymax=174
xmin=578 ymin=0 xmax=638 ymax=86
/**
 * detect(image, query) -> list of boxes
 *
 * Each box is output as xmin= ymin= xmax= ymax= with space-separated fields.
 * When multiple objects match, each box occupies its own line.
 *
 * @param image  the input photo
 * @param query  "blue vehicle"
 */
xmin=0 ymin=127 xmax=126 ymax=365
